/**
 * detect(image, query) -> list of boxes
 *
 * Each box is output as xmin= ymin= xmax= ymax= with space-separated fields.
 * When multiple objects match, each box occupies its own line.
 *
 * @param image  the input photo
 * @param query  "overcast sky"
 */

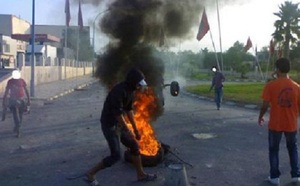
xmin=1 ymin=0 xmax=299 ymax=54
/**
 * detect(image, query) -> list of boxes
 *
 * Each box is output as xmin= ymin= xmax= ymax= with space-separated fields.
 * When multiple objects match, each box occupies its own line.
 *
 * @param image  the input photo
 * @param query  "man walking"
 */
xmin=85 ymin=68 xmax=157 ymax=186
xmin=258 ymin=58 xmax=300 ymax=185
xmin=210 ymin=66 xmax=225 ymax=110
xmin=2 ymin=69 xmax=30 ymax=138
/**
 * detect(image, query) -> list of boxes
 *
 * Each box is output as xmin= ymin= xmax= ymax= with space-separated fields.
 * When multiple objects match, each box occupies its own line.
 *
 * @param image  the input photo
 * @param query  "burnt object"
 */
xmin=124 ymin=142 xmax=170 ymax=167
xmin=170 ymin=81 xmax=180 ymax=96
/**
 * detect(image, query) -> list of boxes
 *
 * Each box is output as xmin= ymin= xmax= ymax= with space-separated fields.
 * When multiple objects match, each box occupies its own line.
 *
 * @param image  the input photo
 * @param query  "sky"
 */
xmin=0 ymin=0 xmax=299 ymax=54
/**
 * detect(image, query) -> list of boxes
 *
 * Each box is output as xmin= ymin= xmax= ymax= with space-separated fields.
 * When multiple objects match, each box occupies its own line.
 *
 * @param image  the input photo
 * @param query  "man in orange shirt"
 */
xmin=258 ymin=58 xmax=300 ymax=185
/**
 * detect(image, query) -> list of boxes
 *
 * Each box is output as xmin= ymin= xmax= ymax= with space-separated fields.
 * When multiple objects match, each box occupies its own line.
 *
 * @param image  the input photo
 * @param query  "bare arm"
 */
xmin=258 ymin=100 xmax=269 ymax=126
xmin=2 ymin=86 xmax=9 ymax=107
xmin=115 ymin=111 xmax=140 ymax=140
xmin=24 ymin=87 xmax=30 ymax=105
xmin=126 ymin=110 xmax=141 ymax=140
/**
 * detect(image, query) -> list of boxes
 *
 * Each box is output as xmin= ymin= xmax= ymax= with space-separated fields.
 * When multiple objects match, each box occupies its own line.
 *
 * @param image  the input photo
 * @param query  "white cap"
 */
xmin=138 ymin=79 xmax=147 ymax=86
xmin=212 ymin=67 xmax=217 ymax=72
xmin=12 ymin=70 xmax=21 ymax=79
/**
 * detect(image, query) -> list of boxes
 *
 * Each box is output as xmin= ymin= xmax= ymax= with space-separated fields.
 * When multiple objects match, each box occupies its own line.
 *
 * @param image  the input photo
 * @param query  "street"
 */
xmin=0 ymin=82 xmax=299 ymax=186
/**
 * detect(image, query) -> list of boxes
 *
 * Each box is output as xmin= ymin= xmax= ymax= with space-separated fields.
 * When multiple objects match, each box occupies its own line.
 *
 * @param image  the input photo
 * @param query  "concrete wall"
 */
xmin=0 ymin=64 xmax=94 ymax=96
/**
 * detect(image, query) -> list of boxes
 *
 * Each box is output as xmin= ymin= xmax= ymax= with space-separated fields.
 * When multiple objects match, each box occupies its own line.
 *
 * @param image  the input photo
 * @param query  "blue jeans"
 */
xmin=268 ymin=130 xmax=300 ymax=178
xmin=214 ymin=87 xmax=223 ymax=109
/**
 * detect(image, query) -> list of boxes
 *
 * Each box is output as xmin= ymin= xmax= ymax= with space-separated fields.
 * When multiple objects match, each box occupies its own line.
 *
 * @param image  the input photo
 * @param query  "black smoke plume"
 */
xmin=94 ymin=0 xmax=203 ymax=119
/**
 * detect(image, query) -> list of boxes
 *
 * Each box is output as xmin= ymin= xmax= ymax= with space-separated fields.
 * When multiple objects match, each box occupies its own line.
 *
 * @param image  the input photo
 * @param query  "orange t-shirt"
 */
xmin=262 ymin=77 xmax=300 ymax=132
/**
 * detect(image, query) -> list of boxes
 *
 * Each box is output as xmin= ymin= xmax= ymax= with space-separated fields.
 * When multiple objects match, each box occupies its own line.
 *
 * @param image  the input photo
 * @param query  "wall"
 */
xmin=0 ymin=15 xmax=31 ymax=36
xmin=12 ymin=16 xmax=31 ymax=34
xmin=0 ymin=63 xmax=94 ymax=96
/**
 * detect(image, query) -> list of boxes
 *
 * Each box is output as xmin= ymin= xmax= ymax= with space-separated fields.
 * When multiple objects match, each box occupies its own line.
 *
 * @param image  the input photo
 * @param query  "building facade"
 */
xmin=0 ymin=14 xmax=91 ymax=68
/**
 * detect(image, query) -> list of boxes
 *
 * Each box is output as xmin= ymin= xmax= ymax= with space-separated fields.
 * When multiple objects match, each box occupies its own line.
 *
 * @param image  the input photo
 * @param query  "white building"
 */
xmin=0 ymin=14 xmax=91 ymax=68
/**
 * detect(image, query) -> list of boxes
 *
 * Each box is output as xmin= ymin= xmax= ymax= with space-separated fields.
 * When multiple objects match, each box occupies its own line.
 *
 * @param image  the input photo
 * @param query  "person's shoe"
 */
xmin=291 ymin=177 xmax=300 ymax=183
xmin=268 ymin=176 xmax=279 ymax=185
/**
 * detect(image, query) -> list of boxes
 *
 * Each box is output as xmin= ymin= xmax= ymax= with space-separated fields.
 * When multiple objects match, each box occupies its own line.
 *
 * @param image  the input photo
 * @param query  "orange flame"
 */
xmin=127 ymin=88 xmax=160 ymax=156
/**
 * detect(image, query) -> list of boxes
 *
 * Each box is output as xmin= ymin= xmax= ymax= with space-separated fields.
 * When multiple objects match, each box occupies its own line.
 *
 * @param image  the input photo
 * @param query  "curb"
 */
xmin=181 ymin=90 xmax=259 ymax=110
xmin=47 ymin=80 xmax=97 ymax=101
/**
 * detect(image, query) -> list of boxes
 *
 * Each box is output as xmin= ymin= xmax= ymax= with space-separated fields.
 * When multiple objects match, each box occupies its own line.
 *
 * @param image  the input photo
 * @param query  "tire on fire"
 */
xmin=124 ymin=146 xmax=164 ymax=167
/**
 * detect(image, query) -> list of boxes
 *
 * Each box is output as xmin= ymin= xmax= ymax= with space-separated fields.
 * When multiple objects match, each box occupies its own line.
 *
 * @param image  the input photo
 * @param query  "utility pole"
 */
xmin=30 ymin=0 xmax=35 ymax=97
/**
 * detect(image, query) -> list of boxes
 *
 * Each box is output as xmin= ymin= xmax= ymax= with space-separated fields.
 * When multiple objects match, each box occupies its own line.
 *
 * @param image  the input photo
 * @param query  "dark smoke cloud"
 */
xmin=90 ymin=0 xmax=245 ymax=119
xmin=71 ymin=0 xmax=104 ymax=6
xmin=96 ymin=0 xmax=204 ymax=83
xmin=93 ymin=0 xmax=206 ymax=119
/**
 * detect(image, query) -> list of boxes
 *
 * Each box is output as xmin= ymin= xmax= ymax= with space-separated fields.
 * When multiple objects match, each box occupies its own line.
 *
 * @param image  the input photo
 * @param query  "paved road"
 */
xmin=0 ymin=80 xmax=299 ymax=186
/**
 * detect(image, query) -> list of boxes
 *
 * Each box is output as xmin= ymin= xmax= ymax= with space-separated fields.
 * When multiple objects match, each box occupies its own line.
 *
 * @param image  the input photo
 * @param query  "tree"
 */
xmin=223 ymin=41 xmax=255 ymax=77
xmin=272 ymin=1 xmax=300 ymax=59
xmin=62 ymin=27 xmax=94 ymax=61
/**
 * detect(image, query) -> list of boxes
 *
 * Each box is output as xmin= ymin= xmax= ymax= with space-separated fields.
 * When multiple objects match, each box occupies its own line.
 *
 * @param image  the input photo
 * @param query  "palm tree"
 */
xmin=272 ymin=1 xmax=300 ymax=59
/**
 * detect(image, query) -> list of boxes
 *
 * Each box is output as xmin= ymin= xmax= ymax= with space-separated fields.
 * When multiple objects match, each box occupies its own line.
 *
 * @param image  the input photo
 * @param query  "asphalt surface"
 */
xmin=0 ymin=76 xmax=300 ymax=186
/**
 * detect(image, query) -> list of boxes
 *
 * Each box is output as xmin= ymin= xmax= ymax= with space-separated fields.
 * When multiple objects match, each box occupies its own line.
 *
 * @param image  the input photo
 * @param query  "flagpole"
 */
xmin=197 ymin=8 xmax=220 ymax=70
xmin=216 ymin=0 xmax=223 ymax=71
xmin=265 ymin=51 xmax=271 ymax=80
xmin=252 ymin=46 xmax=264 ymax=81
xmin=64 ymin=26 xmax=68 ymax=80
xmin=209 ymin=30 xmax=220 ymax=71
xmin=76 ymin=0 xmax=82 ymax=86
xmin=30 ymin=0 xmax=35 ymax=97
xmin=76 ymin=27 xmax=79 ymax=85
xmin=266 ymin=40 xmax=275 ymax=80
xmin=64 ymin=0 xmax=70 ymax=80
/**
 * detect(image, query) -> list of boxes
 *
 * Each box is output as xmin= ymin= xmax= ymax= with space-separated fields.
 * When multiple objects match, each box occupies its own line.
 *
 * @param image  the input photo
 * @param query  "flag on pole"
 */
xmin=269 ymin=39 xmax=275 ymax=56
xmin=196 ymin=8 xmax=210 ymax=41
xmin=244 ymin=37 xmax=252 ymax=52
xmin=78 ymin=0 xmax=83 ymax=30
xmin=65 ymin=0 xmax=71 ymax=27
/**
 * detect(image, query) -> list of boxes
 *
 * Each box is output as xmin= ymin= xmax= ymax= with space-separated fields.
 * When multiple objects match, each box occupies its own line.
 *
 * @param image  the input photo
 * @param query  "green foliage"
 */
xmin=62 ymin=28 xmax=94 ymax=61
xmin=186 ymin=83 xmax=265 ymax=105
xmin=272 ymin=1 xmax=300 ymax=58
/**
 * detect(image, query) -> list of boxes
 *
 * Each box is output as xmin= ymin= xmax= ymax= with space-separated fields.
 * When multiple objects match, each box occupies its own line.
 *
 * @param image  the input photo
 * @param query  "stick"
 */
xmin=66 ymin=173 xmax=85 ymax=180
xmin=168 ymin=149 xmax=193 ymax=168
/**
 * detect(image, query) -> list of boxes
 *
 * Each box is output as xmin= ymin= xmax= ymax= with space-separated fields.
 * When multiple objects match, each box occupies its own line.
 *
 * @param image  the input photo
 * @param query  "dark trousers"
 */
xmin=101 ymin=124 xmax=139 ymax=167
xmin=9 ymin=99 xmax=25 ymax=129
xmin=268 ymin=130 xmax=300 ymax=178
xmin=214 ymin=87 xmax=223 ymax=109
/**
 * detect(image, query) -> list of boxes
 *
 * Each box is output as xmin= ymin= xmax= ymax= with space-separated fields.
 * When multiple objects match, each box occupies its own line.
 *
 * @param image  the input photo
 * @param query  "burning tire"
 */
xmin=124 ymin=145 xmax=165 ymax=167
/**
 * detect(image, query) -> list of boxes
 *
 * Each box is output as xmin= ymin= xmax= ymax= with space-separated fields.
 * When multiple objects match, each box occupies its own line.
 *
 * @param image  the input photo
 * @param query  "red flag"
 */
xmin=269 ymin=39 xmax=275 ymax=56
xmin=244 ymin=37 xmax=252 ymax=52
xmin=65 ymin=0 xmax=71 ymax=27
xmin=78 ymin=0 xmax=83 ymax=30
xmin=196 ymin=9 xmax=210 ymax=41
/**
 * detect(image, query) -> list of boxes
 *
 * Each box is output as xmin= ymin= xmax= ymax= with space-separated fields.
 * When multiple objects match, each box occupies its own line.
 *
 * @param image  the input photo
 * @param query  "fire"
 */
xmin=127 ymin=88 xmax=160 ymax=156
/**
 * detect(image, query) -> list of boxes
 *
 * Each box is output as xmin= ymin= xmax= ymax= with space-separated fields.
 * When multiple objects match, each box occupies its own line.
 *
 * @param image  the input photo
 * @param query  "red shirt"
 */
xmin=6 ymin=78 xmax=27 ymax=99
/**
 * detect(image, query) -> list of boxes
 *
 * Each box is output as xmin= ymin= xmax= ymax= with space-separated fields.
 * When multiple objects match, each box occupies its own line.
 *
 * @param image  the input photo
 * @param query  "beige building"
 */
xmin=0 ymin=14 xmax=31 ymax=35
xmin=0 ymin=15 xmax=29 ymax=68
xmin=0 ymin=14 xmax=91 ymax=67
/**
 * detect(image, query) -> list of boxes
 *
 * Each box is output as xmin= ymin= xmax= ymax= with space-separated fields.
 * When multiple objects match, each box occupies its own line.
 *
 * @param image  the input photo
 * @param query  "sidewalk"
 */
xmin=32 ymin=75 xmax=97 ymax=102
